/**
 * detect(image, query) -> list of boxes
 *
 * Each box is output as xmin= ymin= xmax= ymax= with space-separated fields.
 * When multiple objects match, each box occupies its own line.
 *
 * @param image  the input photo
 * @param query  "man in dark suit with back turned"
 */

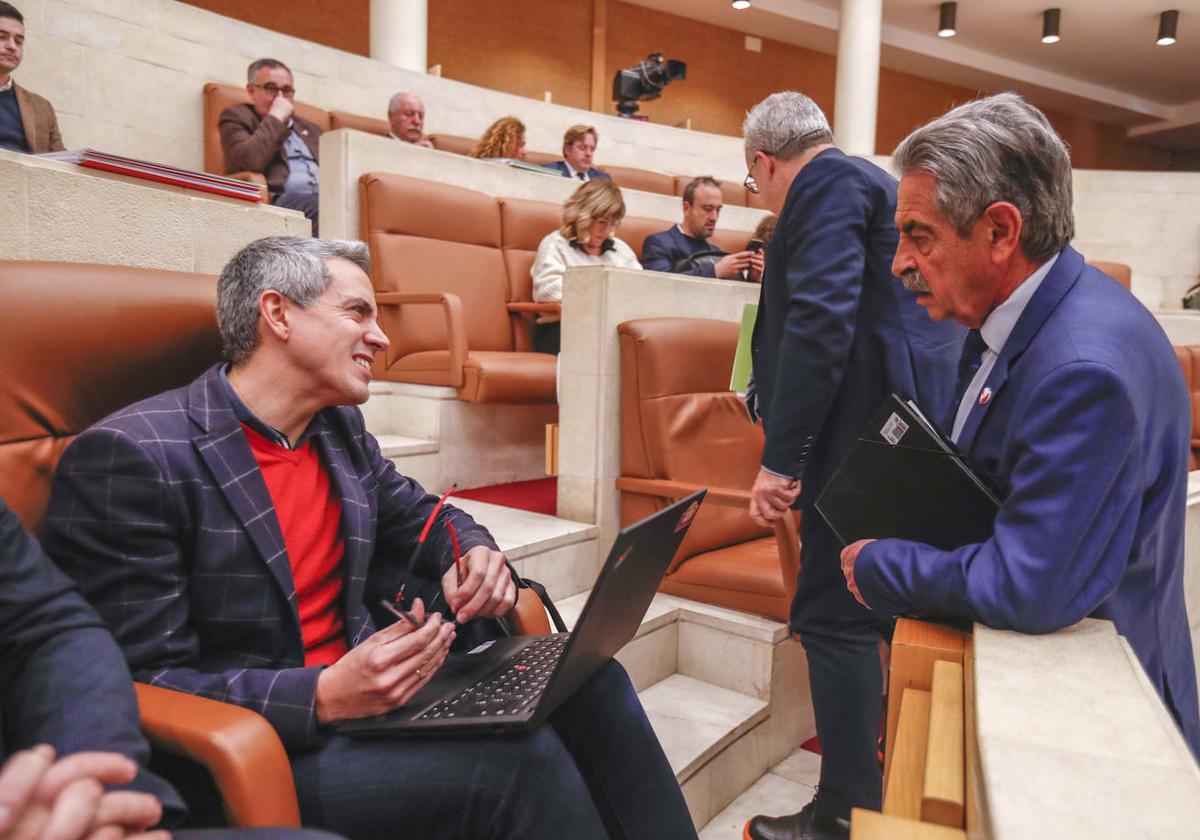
xmin=219 ymin=59 xmax=322 ymax=233
xmin=839 ymin=94 xmax=1200 ymax=760
xmin=740 ymin=92 xmax=963 ymax=840
xmin=42 ymin=236 xmax=695 ymax=840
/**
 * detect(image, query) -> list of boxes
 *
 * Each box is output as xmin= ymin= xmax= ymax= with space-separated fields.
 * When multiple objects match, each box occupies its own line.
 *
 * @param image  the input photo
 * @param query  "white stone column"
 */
xmin=370 ymin=0 xmax=427 ymax=73
xmin=833 ymin=0 xmax=882 ymax=156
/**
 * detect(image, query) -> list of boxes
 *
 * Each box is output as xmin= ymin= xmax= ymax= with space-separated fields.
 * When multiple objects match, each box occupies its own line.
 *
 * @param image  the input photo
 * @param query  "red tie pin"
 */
xmin=978 ymin=387 xmax=992 ymax=406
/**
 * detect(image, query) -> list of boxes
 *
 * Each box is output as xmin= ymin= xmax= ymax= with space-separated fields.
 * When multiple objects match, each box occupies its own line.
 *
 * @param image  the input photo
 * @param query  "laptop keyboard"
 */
xmin=415 ymin=634 xmax=569 ymax=721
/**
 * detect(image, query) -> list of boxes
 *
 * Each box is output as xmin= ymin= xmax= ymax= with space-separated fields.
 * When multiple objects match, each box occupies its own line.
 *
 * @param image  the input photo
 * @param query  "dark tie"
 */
xmin=577 ymin=172 xmax=585 ymax=180
xmin=947 ymin=329 xmax=988 ymax=427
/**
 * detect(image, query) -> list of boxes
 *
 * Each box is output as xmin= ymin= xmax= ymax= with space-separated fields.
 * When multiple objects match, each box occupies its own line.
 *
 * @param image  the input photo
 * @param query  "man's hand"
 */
xmin=748 ymin=468 xmax=799 ymax=527
xmin=315 ymin=599 xmax=455 ymax=723
xmin=443 ymin=546 xmax=517 ymax=625
xmin=0 ymin=746 xmax=166 ymax=840
xmin=714 ymin=251 xmax=754 ymax=279
xmin=266 ymin=94 xmax=294 ymax=125
xmin=840 ymin=539 xmax=876 ymax=608
xmin=748 ymin=251 xmax=765 ymax=282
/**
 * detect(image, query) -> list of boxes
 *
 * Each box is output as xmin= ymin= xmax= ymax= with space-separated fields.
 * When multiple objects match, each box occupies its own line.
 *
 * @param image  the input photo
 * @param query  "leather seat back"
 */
xmin=619 ymin=318 xmax=769 ymax=565
xmin=203 ymin=82 xmax=332 ymax=175
xmin=599 ymin=165 xmax=677 ymax=197
xmin=329 ymin=111 xmax=390 ymax=137
xmin=359 ymin=173 xmax=515 ymax=371
xmin=0 ymin=262 xmax=220 ymax=534
xmin=1087 ymin=260 xmax=1133 ymax=290
xmin=427 ymin=134 xmax=477 ymax=156
xmin=499 ymin=197 xmax=562 ymax=351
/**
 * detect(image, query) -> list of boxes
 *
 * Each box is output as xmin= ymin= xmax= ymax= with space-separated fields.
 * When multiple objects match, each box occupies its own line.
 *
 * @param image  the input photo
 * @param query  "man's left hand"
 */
xmin=840 ymin=539 xmax=876 ymax=608
xmin=749 ymin=468 xmax=799 ymax=527
xmin=443 ymin=546 xmax=518 ymax=624
xmin=748 ymin=251 xmax=765 ymax=282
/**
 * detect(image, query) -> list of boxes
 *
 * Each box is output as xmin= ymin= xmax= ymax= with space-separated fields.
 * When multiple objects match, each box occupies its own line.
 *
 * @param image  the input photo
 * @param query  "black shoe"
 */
xmin=743 ymin=797 xmax=851 ymax=840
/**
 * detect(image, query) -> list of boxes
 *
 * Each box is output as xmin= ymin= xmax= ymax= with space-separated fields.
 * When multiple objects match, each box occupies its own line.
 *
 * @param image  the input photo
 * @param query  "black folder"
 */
xmin=815 ymin=394 xmax=1000 ymax=550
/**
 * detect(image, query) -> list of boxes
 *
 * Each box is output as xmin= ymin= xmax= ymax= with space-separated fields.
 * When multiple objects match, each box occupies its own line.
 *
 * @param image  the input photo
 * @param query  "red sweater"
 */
xmin=242 ymin=424 xmax=348 ymax=667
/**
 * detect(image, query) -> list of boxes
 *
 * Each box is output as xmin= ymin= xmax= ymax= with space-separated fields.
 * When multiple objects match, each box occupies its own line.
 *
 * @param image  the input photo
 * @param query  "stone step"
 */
xmin=449 ymin=498 xmax=598 ymax=602
xmin=698 ymin=749 xmax=822 ymax=838
xmin=374 ymin=433 xmax=441 ymax=491
xmin=374 ymin=433 xmax=439 ymax=458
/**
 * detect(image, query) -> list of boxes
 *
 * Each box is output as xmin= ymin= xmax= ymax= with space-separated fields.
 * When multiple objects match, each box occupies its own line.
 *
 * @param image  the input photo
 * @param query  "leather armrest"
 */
xmin=376 ymin=292 xmax=468 ymax=388
xmin=135 ymin=683 xmax=300 ymax=827
xmin=507 ymin=586 xmax=552 ymax=635
xmin=506 ymin=302 xmax=562 ymax=316
xmin=616 ymin=475 xmax=800 ymax=600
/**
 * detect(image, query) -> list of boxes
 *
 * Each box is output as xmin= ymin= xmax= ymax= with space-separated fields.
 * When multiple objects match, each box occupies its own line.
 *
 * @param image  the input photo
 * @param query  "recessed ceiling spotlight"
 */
xmin=1041 ymin=8 xmax=1061 ymax=44
xmin=731 ymin=0 xmax=751 ymax=9
xmin=1157 ymin=9 xmax=1178 ymax=46
xmin=938 ymin=2 xmax=957 ymax=38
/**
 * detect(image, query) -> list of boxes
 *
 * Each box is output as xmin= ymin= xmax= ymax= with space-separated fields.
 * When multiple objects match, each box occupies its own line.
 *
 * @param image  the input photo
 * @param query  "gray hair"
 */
xmin=892 ymin=93 xmax=1074 ymax=263
xmin=246 ymin=57 xmax=291 ymax=83
xmin=217 ymin=236 xmax=371 ymax=364
xmin=387 ymin=91 xmax=423 ymax=115
xmin=743 ymin=92 xmax=833 ymax=167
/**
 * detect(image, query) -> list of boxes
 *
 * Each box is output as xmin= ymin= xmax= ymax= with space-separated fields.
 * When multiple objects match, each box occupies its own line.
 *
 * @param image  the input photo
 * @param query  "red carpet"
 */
xmin=455 ymin=478 xmax=557 ymax=516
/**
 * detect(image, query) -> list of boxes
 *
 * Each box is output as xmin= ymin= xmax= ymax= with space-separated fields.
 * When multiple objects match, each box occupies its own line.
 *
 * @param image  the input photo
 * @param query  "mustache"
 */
xmin=900 ymin=269 xmax=931 ymax=294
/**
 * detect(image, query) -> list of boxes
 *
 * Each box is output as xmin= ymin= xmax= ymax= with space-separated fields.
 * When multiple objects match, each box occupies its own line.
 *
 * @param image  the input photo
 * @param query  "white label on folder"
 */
xmin=880 ymin=413 xmax=909 ymax=446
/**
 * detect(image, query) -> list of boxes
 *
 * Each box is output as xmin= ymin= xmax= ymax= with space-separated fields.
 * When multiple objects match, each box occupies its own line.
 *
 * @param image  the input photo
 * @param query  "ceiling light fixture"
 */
xmin=938 ymin=2 xmax=957 ymax=38
xmin=1041 ymin=8 xmax=1061 ymax=44
xmin=1156 ymin=10 xmax=1178 ymax=46
xmin=731 ymin=0 xmax=751 ymax=9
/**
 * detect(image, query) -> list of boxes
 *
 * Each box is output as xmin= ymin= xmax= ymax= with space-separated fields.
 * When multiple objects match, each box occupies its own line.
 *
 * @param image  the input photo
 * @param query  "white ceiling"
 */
xmin=621 ymin=0 xmax=1200 ymax=149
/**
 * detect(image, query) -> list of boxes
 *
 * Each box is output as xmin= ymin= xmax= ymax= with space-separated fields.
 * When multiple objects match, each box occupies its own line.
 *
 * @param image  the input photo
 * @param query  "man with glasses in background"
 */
xmin=740 ymin=92 xmax=962 ymax=840
xmin=220 ymin=58 xmax=322 ymax=233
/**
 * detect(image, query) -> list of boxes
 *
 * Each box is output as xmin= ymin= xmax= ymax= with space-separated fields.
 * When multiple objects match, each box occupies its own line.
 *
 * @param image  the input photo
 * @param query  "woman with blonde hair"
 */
xmin=530 ymin=179 xmax=641 ymax=354
xmin=469 ymin=116 xmax=526 ymax=159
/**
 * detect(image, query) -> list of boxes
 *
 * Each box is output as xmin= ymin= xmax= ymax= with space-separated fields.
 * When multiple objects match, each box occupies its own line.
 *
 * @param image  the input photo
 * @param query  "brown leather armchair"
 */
xmin=617 ymin=318 xmax=799 ymax=621
xmin=0 ymin=260 xmax=549 ymax=826
xmin=671 ymin=175 xmax=749 ymax=208
xmin=328 ymin=110 xmax=390 ymax=136
xmin=1086 ymin=260 xmax=1132 ymax=290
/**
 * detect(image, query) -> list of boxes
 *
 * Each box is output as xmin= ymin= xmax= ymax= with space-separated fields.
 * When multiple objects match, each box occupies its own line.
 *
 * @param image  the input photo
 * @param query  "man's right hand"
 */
xmin=0 ymin=746 xmax=167 ymax=840
xmin=714 ymin=251 xmax=755 ymax=279
xmin=267 ymin=94 xmax=294 ymax=125
xmin=315 ymin=598 xmax=455 ymax=723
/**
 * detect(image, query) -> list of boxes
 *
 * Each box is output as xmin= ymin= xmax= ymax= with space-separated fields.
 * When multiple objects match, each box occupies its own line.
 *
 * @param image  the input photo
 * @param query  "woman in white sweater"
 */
xmin=531 ymin=179 xmax=641 ymax=353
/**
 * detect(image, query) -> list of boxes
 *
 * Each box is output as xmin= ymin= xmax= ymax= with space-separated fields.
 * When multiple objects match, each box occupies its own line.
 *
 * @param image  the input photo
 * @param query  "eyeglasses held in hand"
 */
xmin=388 ymin=485 xmax=462 ymax=626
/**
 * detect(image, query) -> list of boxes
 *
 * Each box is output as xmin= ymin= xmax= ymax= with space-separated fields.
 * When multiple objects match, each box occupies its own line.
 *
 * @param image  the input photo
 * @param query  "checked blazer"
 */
xmin=42 ymin=365 xmax=497 ymax=751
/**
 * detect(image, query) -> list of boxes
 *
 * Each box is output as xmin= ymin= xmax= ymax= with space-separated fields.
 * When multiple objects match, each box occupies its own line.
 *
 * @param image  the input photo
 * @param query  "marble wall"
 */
xmin=0 ymin=148 xmax=305 ymax=271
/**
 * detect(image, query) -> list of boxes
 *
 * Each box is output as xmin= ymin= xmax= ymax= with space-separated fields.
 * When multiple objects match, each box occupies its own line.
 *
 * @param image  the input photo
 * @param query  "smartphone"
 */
xmin=380 ymin=597 xmax=425 ymax=628
xmin=747 ymin=238 xmax=763 ymax=253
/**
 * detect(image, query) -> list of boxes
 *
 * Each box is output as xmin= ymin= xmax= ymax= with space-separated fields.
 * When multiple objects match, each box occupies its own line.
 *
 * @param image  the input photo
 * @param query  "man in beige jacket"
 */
xmin=0 ymin=2 xmax=64 ymax=154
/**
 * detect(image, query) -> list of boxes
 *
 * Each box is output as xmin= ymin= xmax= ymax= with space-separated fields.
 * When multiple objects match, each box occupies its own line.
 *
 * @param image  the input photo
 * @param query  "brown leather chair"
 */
xmin=598 ymin=165 xmax=677 ymax=198
xmin=1175 ymin=345 xmax=1200 ymax=469
xmin=426 ymin=133 xmax=477 ymax=156
xmin=620 ymin=216 xmax=749 ymax=264
xmin=523 ymin=149 xmax=560 ymax=166
xmin=616 ymin=318 xmax=799 ymax=620
xmin=203 ymin=82 xmax=333 ymax=187
xmin=0 ymin=259 xmax=550 ymax=826
xmin=1087 ymin=260 xmax=1133 ymax=290
xmin=671 ymin=175 xmax=748 ymax=208
xmin=499 ymin=197 xmax=563 ymax=352
xmin=329 ymin=110 xmax=391 ymax=137
xmin=359 ymin=172 xmax=557 ymax=403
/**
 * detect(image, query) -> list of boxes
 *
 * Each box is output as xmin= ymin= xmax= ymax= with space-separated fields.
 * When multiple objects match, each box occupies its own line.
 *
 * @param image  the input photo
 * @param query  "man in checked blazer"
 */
xmin=42 ymin=237 xmax=694 ymax=840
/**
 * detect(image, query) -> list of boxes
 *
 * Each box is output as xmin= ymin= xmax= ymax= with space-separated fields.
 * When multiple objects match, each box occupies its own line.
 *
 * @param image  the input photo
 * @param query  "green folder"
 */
xmin=728 ymin=303 xmax=757 ymax=393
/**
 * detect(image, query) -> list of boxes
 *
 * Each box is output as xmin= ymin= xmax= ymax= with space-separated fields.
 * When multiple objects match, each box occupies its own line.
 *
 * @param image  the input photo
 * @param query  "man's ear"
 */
xmin=258 ymin=290 xmax=291 ymax=342
xmin=982 ymin=201 xmax=1023 ymax=260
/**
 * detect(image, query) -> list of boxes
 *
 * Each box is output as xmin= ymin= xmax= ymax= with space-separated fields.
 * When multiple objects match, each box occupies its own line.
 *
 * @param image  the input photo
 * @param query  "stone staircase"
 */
xmin=365 ymin=390 xmax=817 ymax=832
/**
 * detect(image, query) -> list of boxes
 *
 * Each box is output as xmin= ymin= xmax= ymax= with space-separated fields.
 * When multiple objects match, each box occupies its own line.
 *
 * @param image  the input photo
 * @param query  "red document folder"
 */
xmin=39 ymin=149 xmax=266 ymax=202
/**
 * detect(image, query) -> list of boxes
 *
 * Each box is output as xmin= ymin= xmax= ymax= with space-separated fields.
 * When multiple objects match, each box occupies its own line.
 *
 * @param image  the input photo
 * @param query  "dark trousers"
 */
xmin=274 ymin=191 xmax=319 ymax=237
xmin=534 ymin=322 xmax=561 ymax=355
xmin=289 ymin=659 xmax=696 ymax=840
xmin=791 ymin=511 xmax=893 ymax=818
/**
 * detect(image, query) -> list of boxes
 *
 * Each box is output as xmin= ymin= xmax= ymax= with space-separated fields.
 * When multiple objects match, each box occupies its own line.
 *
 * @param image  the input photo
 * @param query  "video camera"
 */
xmin=612 ymin=52 xmax=687 ymax=119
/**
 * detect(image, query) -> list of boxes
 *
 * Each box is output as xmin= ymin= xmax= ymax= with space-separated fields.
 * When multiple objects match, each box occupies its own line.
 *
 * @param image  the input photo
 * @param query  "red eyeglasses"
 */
xmin=384 ymin=485 xmax=463 ymax=627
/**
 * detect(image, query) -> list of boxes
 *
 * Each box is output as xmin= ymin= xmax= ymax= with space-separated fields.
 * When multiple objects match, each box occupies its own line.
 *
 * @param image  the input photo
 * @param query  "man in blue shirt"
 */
xmin=642 ymin=176 xmax=761 ymax=279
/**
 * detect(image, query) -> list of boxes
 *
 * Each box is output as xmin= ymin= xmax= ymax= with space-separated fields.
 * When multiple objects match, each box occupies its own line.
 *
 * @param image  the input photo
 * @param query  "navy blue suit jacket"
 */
xmin=544 ymin=160 xmax=610 ymax=181
xmin=0 ymin=500 xmax=181 ymax=811
xmin=750 ymin=148 xmax=964 ymax=506
xmin=43 ymin=365 xmax=497 ymax=752
xmin=857 ymin=248 xmax=1200 ymax=756
xmin=642 ymin=226 xmax=727 ymax=277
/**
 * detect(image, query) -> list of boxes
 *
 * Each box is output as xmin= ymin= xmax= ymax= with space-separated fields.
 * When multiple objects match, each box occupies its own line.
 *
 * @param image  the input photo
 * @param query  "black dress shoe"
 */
xmin=743 ymin=798 xmax=850 ymax=840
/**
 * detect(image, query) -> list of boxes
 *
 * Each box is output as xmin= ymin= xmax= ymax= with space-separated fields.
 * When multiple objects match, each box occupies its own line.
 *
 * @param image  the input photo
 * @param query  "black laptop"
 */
xmin=337 ymin=489 xmax=706 ymax=737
